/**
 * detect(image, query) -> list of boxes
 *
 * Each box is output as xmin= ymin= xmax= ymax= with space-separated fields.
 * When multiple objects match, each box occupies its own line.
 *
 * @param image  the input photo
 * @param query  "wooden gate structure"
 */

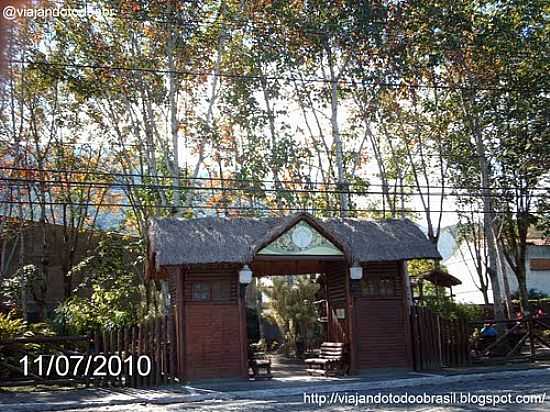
xmin=148 ymin=212 xmax=441 ymax=381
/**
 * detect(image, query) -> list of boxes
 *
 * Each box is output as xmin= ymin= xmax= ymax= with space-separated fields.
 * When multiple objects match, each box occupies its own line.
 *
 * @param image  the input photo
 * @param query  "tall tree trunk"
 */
xmin=261 ymin=76 xmax=283 ymax=209
xmin=496 ymin=242 xmax=513 ymax=317
xmin=327 ymin=47 xmax=349 ymax=217
xmin=472 ymin=120 xmax=505 ymax=322
xmin=167 ymin=30 xmax=180 ymax=213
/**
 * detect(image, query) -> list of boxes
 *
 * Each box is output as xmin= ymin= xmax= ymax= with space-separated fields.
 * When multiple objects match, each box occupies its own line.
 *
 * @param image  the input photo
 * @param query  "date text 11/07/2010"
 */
xmin=19 ymin=355 xmax=152 ymax=377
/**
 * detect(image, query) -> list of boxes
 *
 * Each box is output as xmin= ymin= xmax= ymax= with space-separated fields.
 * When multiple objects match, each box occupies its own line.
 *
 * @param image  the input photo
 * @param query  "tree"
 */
xmin=456 ymin=217 xmax=491 ymax=305
xmin=54 ymin=234 xmax=145 ymax=334
xmin=261 ymin=276 xmax=319 ymax=354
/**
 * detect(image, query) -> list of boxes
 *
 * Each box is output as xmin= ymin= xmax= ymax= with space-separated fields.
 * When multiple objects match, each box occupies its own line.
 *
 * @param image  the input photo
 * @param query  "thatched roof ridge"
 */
xmin=149 ymin=213 xmax=441 ymax=269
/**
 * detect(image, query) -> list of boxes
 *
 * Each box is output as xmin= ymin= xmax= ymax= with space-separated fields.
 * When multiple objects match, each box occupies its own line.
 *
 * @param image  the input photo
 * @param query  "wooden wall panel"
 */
xmin=183 ymin=272 xmax=238 ymax=303
xmin=184 ymin=303 xmax=243 ymax=379
xmin=354 ymin=261 xmax=412 ymax=370
xmin=354 ymin=299 xmax=411 ymax=369
xmin=324 ymin=264 xmax=349 ymax=343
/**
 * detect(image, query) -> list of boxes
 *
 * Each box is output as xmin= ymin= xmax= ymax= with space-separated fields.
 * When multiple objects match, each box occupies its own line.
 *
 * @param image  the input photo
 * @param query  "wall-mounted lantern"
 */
xmin=349 ymin=265 xmax=363 ymax=280
xmin=239 ymin=265 xmax=253 ymax=300
xmin=239 ymin=265 xmax=253 ymax=284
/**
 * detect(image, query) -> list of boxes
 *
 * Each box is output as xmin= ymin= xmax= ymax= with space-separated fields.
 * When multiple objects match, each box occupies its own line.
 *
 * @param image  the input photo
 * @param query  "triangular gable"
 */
xmin=257 ymin=220 xmax=344 ymax=256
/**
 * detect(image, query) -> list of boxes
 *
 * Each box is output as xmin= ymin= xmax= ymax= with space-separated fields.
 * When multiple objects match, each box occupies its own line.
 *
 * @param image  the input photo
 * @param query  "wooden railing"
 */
xmin=411 ymin=307 xmax=550 ymax=371
xmin=0 ymin=335 xmax=92 ymax=387
xmin=0 ymin=315 xmax=176 ymax=388
xmin=469 ymin=316 xmax=550 ymax=364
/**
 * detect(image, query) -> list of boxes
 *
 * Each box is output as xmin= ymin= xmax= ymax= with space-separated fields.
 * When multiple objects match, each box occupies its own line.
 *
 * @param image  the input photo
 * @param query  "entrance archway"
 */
xmin=243 ymin=215 xmax=355 ymax=378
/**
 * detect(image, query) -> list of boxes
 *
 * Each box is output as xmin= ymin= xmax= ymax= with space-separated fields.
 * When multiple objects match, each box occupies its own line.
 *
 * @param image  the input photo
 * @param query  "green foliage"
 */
xmin=511 ymin=288 xmax=549 ymax=301
xmin=0 ymin=311 xmax=28 ymax=340
xmin=0 ymin=265 xmax=47 ymax=317
xmin=408 ymin=260 xmax=448 ymax=278
xmin=0 ymin=311 xmax=53 ymax=341
xmin=421 ymin=296 xmax=484 ymax=322
xmin=54 ymin=283 xmax=138 ymax=335
xmin=261 ymin=276 xmax=320 ymax=353
xmin=53 ymin=236 xmax=145 ymax=334
xmin=0 ymin=312 xmax=54 ymax=381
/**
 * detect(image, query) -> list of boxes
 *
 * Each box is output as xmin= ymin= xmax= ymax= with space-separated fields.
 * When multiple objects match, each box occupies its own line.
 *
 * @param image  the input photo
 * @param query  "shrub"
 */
xmin=52 ymin=236 xmax=144 ymax=335
xmin=0 ymin=311 xmax=53 ymax=341
xmin=0 ymin=311 xmax=54 ymax=380
xmin=421 ymin=296 xmax=484 ymax=322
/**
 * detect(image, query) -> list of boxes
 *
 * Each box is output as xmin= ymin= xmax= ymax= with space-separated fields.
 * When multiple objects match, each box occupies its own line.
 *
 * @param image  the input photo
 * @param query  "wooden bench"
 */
xmin=248 ymin=346 xmax=272 ymax=380
xmin=305 ymin=342 xmax=349 ymax=376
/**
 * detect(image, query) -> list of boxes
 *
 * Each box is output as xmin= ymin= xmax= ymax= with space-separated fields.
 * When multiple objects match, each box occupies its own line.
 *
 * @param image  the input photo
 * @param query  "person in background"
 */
xmin=480 ymin=323 xmax=497 ymax=338
xmin=516 ymin=311 xmax=525 ymax=321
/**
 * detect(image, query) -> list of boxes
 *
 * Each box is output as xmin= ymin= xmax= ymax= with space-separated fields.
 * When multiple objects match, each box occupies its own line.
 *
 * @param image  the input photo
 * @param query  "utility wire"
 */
xmin=8 ymin=60 xmax=548 ymax=93
xmin=1 ymin=176 xmax=548 ymax=199
xmin=0 ymin=199 xmax=540 ymax=216
xmin=1 ymin=166 xmax=548 ymax=192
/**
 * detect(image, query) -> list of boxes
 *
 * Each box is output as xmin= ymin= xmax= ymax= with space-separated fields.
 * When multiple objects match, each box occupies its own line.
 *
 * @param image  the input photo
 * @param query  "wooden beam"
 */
xmin=175 ymin=268 xmax=186 ymax=380
xmin=344 ymin=266 xmax=357 ymax=375
xmin=401 ymin=261 xmax=414 ymax=370
xmin=238 ymin=278 xmax=248 ymax=378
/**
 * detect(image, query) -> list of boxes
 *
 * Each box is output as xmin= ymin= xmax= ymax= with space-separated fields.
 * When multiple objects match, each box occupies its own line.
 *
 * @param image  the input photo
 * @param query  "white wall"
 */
xmin=443 ymin=242 xmax=493 ymax=304
xmin=504 ymin=245 xmax=550 ymax=296
xmin=443 ymin=241 xmax=550 ymax=303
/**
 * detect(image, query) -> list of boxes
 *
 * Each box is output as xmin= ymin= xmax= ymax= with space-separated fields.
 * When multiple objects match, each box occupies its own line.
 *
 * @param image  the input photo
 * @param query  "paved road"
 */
xmin=60 ymin=373 xmax=550 ymax=412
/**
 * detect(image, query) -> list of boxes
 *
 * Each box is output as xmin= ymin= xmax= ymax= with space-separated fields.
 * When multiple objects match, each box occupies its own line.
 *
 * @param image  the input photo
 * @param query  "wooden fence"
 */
xmin=469 ymin=316 xmax=550 ymax=365
xmin=440 ymin=315 xmax=469 ymax=367
xmin=0 ymin=314 xmax=176 ymax=388
xmin=410 ymin=306 xmax=469 ymax=371
xmin=0 ymin=335 xmax=92 ymax=387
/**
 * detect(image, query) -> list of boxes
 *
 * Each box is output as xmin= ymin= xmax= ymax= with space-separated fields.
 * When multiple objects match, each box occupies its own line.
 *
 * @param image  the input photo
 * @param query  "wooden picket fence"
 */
xmin=91 ymin=314 xmax=177 ymax=387
xmin=0 ymin=335 xmax=92 ymax=387
xmin=0 ymin=314 xmax=176 ymax=388
xmin=439 ymin=315 xmax=469 ymax=367
xmin=410 ymin=306 xmax=469 ymax=371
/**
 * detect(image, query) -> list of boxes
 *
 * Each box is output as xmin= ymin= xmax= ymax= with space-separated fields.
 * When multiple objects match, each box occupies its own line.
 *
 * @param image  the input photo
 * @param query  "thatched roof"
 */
xmin=419 ymin=269 xmax=462 ymax=287
xmin=148 ymin=212 xmax=441 ymax=269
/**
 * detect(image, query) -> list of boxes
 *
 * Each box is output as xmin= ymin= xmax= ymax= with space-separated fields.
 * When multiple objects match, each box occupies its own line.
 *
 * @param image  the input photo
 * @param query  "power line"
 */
xmin=1 ymin=176 xmax=548 ymax=199
xmin=1 ymin=166 xmax=549 ymax=192
xmin=8 ymin=60 xmax=548 ymax=93
xmin=0 ymin=199 xmax=542 ymax=216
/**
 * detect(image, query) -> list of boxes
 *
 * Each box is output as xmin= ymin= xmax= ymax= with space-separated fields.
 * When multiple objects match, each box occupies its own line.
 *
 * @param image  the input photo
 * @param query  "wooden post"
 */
xmin=167 ymin=312 xmax=175 ymax=382
xmin=175 ymin=268 xmax=186 ymax=380
xmin=130 ymin=326 xmax=137 ymax=388
xmin=344 ymin=265 xmax=356 ymax=375
xmin=412 ymin=307 xmax=420 ymax=370
xmin=528 ymin=315 xmax=536 ymax=361
xmin=401 ymin=261 xmax=414 ymax=370
xmin=138 ymin=323 xmax=144 ymax=387
xmin=96 ymin=328 xmax=102 ymax=353
xmin=162 ymin=315 xmax=167 ymax=384
xmin=146 ymin=320 xmax=152 ymax=386
xmin=122 ymin=326 xmax=129 ymax=387
xmin=237 ymin=271 xmax=249 ymax=379
xmin=155 ymin=317 xmax=161 ymax=385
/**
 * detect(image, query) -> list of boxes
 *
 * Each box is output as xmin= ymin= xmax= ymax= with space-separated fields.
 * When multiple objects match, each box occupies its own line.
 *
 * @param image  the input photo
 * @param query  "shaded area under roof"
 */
xmin=148 ymin=212 xmax=441 ymax=268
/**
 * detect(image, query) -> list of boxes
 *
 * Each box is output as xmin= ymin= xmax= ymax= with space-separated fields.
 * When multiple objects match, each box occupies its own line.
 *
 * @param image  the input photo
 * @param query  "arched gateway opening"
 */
xmin=147 ymin=212 xmax=440 ymax=381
